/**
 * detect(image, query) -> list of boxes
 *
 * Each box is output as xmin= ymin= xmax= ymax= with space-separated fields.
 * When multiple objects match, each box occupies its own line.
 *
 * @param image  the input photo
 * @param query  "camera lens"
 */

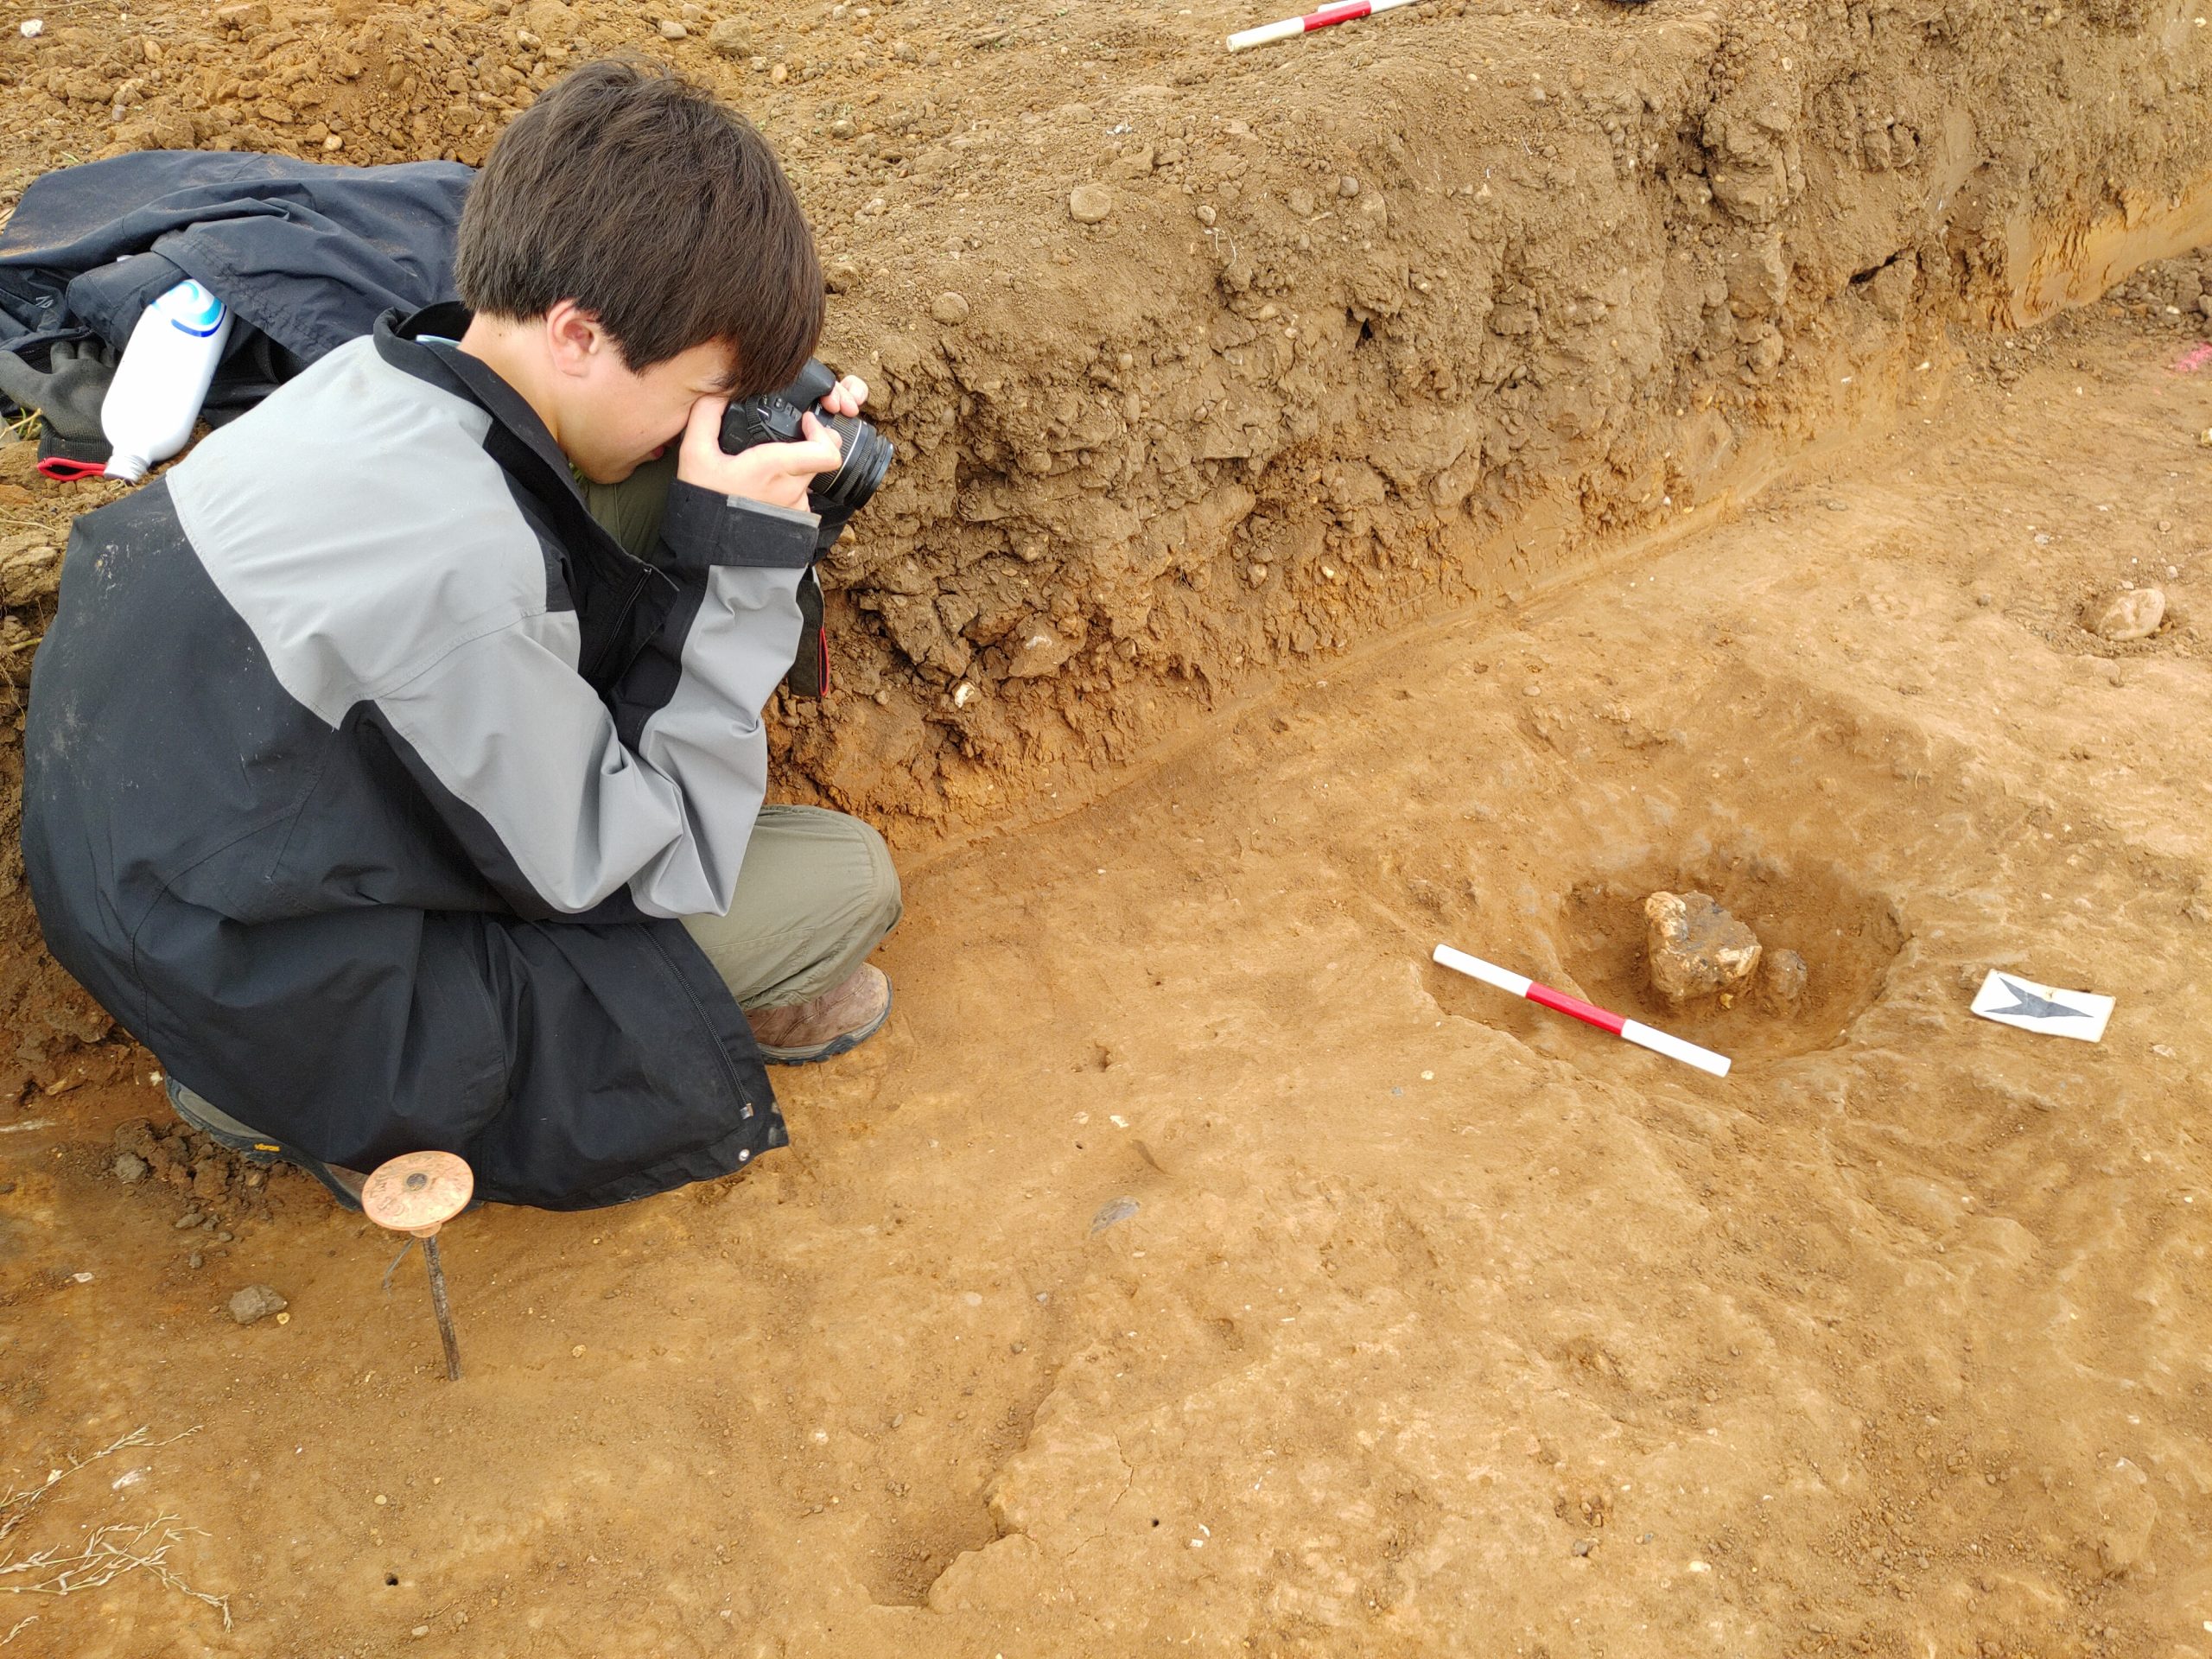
xmin=810 ymin=412 xmax=894 ymax=516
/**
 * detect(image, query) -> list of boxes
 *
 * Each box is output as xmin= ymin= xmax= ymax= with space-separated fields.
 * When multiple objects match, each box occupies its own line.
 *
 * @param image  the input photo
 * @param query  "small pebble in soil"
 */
xmin=114 ymin=1152 xmax=148 ymax=1183
xmin=1338 ymin=175 xmax=1360 ymax=197
xmin=2092 ymin=586 xmax=2164 ymax=640
xmin=1572 ymin=1538 xmax=1594 ymax=1556
xmin=174 ymin=1209 xmax=205 ymax=1230
xmin=931 ymin=290 xmax=970 ymax=326
xmin=1067 ymin=184 xmax=1113 ymax=224
xmin=19 ymin=20 xmax=41 ymax=39
xmin=228 ymin=1284 xmax=288 ymax=1325
xmin=188 ymin=1251 xmax=204 ymax=1269
xmin=1644 ymin=891 xmax=1763 ymax=1004
xmin=657 ymin=17 xmax=687 ymax=38
xmin=1090 ymin=1196 xmax=1139 ymax=1234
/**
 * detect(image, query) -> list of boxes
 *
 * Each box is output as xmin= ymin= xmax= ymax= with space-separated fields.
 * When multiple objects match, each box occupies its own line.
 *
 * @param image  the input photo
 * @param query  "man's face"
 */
xmin=558 ymin=336 xmax=737 ymax=486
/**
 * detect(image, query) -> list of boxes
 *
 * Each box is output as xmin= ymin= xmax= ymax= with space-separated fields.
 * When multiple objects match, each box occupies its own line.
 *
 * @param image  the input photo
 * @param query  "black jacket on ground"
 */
xmin=22 ymin=307 xmax=815 ymax=1208
xmin=0 ymin=149 xmax=472 ymax=424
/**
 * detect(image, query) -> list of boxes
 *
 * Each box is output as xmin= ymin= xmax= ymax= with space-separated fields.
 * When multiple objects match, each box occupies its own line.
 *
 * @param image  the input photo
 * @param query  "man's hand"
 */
xmin=817 ymin=374 xmax=868 ymax=420
xmin=677 ymin=395 xmax=843 ymax=512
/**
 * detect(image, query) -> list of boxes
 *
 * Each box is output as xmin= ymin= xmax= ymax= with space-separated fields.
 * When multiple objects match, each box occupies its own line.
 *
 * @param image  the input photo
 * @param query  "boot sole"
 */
xmin=165 ymin=1080 xmax=366 ymax=1212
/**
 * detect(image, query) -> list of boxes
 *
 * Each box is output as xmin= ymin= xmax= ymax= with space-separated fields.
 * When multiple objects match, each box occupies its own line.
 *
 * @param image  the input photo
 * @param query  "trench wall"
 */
xmin=782 ymin=0 xmax=2212 ymax=832
xmin=4 ymin=0 xmax=2212 ymax=855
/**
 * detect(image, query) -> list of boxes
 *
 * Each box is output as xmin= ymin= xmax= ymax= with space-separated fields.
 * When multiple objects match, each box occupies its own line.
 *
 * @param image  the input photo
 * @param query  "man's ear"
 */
xmin=543 ymin=299 xmax=613 ymax=380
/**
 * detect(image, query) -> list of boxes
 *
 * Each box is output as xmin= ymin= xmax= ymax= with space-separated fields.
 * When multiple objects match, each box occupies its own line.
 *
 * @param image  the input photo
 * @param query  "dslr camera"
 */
xmin=719 ymin=358 xmax=893 ymax=517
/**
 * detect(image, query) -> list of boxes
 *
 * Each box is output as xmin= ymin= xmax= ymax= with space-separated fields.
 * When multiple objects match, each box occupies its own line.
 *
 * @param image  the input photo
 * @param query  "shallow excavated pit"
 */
xmin=1417 ymin=840 xmax=1908 ymax=1070
xmin=1558 ymin=855 xmax=1908 ymax=1064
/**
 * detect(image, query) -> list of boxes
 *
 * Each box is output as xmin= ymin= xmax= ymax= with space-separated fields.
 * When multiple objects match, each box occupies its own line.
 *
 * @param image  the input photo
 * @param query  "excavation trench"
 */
xmin=2 ymin=0 xmax=2211 ymax=1654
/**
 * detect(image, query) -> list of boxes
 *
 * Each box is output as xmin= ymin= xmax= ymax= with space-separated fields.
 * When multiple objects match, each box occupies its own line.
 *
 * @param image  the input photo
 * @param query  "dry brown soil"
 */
xmin=1 ymin=289 xmax=2209 ymax=1659
xmin=3 ymin=0 xmax=2212 ymax=1655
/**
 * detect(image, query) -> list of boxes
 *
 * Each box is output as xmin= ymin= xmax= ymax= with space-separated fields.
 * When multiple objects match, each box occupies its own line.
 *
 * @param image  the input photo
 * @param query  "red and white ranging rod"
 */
xmin=1227 ymin=0 xmax=1418 ymax=53
xmin=1432 ymin=944 xmax=1732 ymax=1077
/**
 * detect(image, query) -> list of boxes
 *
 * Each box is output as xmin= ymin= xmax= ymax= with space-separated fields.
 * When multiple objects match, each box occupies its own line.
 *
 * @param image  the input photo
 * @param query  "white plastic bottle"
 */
xmin=99 ymin=279 xmax=233 ymax=483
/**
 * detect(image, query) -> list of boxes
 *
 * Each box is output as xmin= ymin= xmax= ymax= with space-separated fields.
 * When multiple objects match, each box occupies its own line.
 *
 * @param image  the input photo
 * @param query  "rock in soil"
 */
xmin=1644 ymin=892 xmax=1763 ymax=1004
xmin=2092 ymin=587 xmax=2165 ymax=640
xmin=228 ymin=1284 xmax=288 ymax=1325
xmin=1757 ymin=948 xmax=1809 ymax=1012
xmin=1066 ymin=184 xmax=1113 ymax=224
xmin=113 ymin=1152 xmax=148 ymax=1183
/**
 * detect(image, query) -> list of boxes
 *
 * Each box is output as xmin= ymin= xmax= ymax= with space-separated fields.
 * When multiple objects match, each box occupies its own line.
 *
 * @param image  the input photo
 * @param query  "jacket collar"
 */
xmin=372 ymin=304 xmax=581 ymax=501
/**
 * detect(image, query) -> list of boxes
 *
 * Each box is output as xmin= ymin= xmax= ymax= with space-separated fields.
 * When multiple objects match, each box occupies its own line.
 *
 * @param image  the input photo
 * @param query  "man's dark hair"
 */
xmin=455 ymin=59 xmax=822 ymax=391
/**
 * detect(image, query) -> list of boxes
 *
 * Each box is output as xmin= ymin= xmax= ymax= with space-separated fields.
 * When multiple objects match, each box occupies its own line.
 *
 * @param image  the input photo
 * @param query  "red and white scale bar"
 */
xmin=1433 ymin=944 xmax=1732 ymax=1077
xmin=1227 ymin=0 xmax=1417 ymax=53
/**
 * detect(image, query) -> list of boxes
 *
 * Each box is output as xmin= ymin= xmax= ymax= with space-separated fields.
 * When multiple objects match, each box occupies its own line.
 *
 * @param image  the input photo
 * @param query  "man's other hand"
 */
xmin=817 ymin=374 xmax=868 ymax=419
xmin=677 ymin=395 xmax=843 ymax=512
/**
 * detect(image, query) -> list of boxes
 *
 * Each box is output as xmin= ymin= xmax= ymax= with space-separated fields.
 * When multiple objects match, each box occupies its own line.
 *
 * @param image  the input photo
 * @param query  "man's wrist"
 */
xmin=658 ymin=479 xmax=820 ymax=570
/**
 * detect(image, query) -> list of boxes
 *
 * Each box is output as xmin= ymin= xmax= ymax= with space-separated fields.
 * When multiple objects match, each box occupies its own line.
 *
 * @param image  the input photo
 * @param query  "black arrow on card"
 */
xmin=1988 ymin=976 xmax=2089 ymax=1020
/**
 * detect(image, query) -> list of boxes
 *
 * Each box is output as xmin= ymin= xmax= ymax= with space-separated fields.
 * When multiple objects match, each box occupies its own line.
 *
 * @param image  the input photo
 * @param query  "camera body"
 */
xmin=718 ymin=358 xmax=893 ymax=518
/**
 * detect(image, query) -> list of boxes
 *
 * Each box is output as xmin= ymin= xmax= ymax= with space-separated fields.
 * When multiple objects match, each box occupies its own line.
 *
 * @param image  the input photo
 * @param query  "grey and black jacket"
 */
xmin=22 ymin=306 xmax=817 ymax=1208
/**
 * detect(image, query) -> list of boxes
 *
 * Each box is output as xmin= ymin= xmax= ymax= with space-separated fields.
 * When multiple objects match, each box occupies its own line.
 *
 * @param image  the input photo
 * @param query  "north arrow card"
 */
xmin=1969 ymin=970 xmax=2114 ymax=1044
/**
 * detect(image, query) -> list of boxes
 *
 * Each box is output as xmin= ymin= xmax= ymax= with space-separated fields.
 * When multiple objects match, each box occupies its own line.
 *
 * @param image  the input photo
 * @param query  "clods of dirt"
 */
xmin=111 ymin=1116 xmax=273 ymax=1230
xmin=2110 ymin=247 xmax=2212 ymax=325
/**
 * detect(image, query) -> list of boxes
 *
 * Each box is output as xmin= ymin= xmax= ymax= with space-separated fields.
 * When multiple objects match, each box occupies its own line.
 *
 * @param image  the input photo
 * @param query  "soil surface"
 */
xmin=3 ymin=0 xmax=2212 ymax=1654
xmin=3 ymin=290 xmax=2210 ymax=1658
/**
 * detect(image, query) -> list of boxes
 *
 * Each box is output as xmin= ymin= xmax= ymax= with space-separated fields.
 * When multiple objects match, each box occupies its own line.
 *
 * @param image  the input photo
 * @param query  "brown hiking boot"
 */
xmin=746 ymin=964 xmax=892 ymax=1064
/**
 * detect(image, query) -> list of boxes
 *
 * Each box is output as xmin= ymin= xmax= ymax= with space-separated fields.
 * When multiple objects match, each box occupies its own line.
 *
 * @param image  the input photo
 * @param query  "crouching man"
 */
xmin=22 ymin=61 xmax=899 ymax=1211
